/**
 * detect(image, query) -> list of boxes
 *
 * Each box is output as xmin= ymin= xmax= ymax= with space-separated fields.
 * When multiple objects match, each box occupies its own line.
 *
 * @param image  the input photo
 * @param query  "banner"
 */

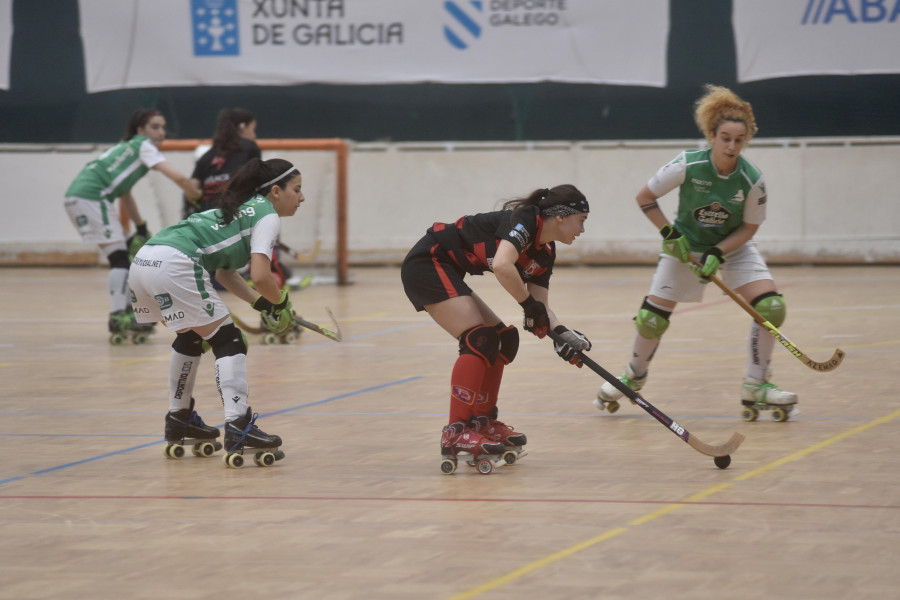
xmin=0 ymin=0 xmax=12 ymax=90
xmin=78 ymin=0 xmax=668 ymax=92
xmin=734 ymin=0 xmax=900 ymax=82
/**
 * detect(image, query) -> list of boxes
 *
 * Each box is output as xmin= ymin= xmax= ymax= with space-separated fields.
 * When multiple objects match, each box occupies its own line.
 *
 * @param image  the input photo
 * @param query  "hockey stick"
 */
xmin=548 ymin=330 xmax=744 ymax=467
xmin=276 ymin=239 xmax=322 ymax=263
xmin=231 ymin=309 xmax=342 ymax=342
xmin=688 ymin=257 xmax=844 ymax=372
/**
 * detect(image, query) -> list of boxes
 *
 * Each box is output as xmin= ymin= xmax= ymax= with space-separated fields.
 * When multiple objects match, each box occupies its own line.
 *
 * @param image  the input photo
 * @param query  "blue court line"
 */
xmin=0 ymin=376 xmax=422 ymax=487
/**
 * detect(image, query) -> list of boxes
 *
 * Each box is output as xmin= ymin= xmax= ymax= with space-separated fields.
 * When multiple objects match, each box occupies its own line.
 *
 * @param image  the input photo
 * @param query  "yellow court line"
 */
xmin=447 ymin=408 xmax=900 ymax=600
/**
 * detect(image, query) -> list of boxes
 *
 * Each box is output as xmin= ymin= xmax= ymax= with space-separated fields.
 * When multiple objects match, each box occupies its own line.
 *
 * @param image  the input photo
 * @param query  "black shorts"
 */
xmin=401 ymin=235 xmax=472 ymax=311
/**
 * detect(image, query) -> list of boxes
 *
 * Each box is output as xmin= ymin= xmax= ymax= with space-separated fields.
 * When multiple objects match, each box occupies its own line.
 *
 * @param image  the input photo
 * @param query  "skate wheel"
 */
xmin=254 ymin=451 xmax=276 ymax=467
xmin=502 ymin=450 xmax=517 ymax=466
xmin=131 ymin=333 xmax=148 ymax=345
xmin=224 ymin=453 xmax=244 ymax=468
xmin=281 ymin=331 xmax=296 ymax=344
xmin=193 ymin=442 xmax=217 ymax=457
xmin=109 ymin=333 xmax=125 ymax=345
xmin=476 ymin=459 xmax=493 ymax=475
xmin=714 ymin=455 xmax=731 ymax=469
xmin=165 ymin=443 xmax=185 ymax=459
xmin=741 ymin=406 xmax=758 ymax=422
xmin=771 ymin=407 xmax=789 ymax=422
xmin=440 ymin=458 xmax=457 ymax=475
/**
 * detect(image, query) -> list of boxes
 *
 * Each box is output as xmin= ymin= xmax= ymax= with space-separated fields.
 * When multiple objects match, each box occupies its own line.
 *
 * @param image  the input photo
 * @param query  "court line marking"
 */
xmin=445 ymin=407 xmax=900 ymax=600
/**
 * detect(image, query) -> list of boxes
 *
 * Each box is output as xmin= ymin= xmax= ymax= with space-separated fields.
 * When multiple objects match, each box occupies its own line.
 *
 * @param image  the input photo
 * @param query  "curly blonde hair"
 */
xmin=693 ymin=84 xmax=758 ymax=143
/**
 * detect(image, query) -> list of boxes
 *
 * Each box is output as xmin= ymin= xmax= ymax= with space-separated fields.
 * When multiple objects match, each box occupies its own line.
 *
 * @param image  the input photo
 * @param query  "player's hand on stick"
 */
xmin=659 ymin=225 xmax=691 ymax=263
xmin=519 ymin=295 xmax=549 ymax=339
xmin=552 ymin=326 xmax=592 ymax=367
xmin=127 ymin=221 xmax=152 ymax=261
xmin=252 ymin=288 xmax=293 ymax=334
xmin=690 ymin=246 xmax=725 ymax=283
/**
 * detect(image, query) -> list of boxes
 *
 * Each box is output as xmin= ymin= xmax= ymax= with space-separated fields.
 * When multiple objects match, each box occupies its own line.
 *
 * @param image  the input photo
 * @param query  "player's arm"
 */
xmin=152 ymin=160 xmax=202 ymax=203
xmin=118 ymin=190 xmax=144 ymax=226
xmin=636 ymin=185 xmax=668 ymax=229
xmin=716 ymin=222 xmax=759 ymax=254
xmin=248 ymin=252 xmax=282 ymax=305
xmin=215 ymin=268 xmax=258 ymax=304
xmin=525 ymin=284 xmax=562 ymax=330
xmin=492 ymin=239 xmax=530 ymax=303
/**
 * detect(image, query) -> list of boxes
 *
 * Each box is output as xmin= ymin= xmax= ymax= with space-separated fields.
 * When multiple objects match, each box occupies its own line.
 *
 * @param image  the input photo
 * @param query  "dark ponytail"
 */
xmin=212 ymin=107 xmax=255 ymax=156
xmin=218 ymin=158 xmax=299 ymax=225
xmin=503 ymin=184 xmax=588 ymax=217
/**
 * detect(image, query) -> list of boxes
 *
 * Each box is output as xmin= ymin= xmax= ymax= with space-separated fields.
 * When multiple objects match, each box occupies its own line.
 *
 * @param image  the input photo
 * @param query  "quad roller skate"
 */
xmin=260 ymin=315 xmax=303 ymax=346
xmin=108 ymin=309 xmax=155 ymax=345
xmin=471 ymin=409 xmax=527 ymax=466
xmin=163 ymin=397 xmax=222 ymax=459
xmin=222 ymin=408 xmax=285 ymax=468
xmin=593 ymin=364 xmax=646 ymax=413
xmin=439 ymin=421 xmax=507 ymax=475
xmin=740 ymin=377 xmax=798 ymax=422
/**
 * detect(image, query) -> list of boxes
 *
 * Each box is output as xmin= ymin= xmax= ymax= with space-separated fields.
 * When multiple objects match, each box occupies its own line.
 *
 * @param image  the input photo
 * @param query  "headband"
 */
xmin=257 ymin=165 xmax=297 ymax=191
xmin=539 ymin=188 xmax=590 ymax=216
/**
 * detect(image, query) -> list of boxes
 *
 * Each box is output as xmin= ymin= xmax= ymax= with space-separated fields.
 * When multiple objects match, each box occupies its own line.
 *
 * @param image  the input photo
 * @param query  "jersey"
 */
xmin=190 ymin=139 xmax=261 ymax=210
xmin=65 ymin=136 xmax=165 ymax=203
xmin=648 ymin=148 xmax=767 ymax=253
xmin=427 ymin=205 xmax=555 ymax=288
xmin=147 ymin=195 xmax=280 ymax=273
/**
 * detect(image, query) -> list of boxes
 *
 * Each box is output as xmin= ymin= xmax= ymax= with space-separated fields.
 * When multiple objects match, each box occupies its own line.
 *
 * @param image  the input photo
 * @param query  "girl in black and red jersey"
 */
xmin=401 ymin=185 xmax=591 ymax=469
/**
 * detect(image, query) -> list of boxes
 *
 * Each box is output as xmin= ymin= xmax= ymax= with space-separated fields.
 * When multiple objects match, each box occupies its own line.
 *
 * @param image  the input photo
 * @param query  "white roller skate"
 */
xmin=740 ymin=377 xmax=798 ymax=422
xmin=593 ymin=364 xmax=646 ymax=413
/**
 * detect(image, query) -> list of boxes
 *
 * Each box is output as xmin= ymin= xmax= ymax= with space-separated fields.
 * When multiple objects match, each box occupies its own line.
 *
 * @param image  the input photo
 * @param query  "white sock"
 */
xmin=169 ymin=351 xmax=200 ymax=412
xmin=628 ymin=332 xmax=660 ymax=378
xmin=746 ymin=322 xmax=775 ymax=380
xmin=215 ymin=354 xmax=250 ymax=422
xmin=108 ymin=268 xmax=129 ymax=313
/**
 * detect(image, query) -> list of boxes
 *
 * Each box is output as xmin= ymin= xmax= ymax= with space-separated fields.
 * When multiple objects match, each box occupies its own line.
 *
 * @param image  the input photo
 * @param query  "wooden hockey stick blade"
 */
xmin=548 ymin=329 xmax=744 ymax=458
xmin=277 ymin=239 xmax=322 ymax=263
xmin=688 ymin=257 xmax=845 ymax=372
xmin=293 ymin=308 xmax=342 ymax=341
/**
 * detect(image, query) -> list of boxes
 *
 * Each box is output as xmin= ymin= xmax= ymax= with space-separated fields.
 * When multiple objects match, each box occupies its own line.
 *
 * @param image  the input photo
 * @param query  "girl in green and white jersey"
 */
xmin=129 ymin=158 xmax=304 ymax=464
xmin=595 ymin=85 xmax=797 ymax=415
xmin=63 ymin=108 xmax=202 ymax=338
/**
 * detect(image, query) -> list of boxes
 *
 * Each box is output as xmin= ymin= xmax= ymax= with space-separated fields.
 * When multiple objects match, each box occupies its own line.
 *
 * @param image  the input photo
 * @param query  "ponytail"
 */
xmin=218 ymin=158 xmax=298 ymax=225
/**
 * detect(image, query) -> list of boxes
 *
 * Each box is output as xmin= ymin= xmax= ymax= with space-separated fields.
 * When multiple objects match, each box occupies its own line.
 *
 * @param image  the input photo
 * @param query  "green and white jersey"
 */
xmin=648 ymin=149 xmax=767 ymax=253
xmin=146 ymin=196 xmax=280 ymax=272
xmin=65 ymin=135 xmax=166 ymax=202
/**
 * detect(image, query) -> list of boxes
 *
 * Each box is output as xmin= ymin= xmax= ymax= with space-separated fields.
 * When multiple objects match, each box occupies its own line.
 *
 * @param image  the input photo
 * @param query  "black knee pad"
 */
xmin=108 ymin=249 xmax=130 ymax=269
xmin=495 ymin=323 xmax=520 ymax=365
xmin=172 ymin=330 xmax=205 ymax=357
xmin=458 ymin=325 xmax=500 ymax=365
xmin=207 ymin=323 xmax=248 ymax=359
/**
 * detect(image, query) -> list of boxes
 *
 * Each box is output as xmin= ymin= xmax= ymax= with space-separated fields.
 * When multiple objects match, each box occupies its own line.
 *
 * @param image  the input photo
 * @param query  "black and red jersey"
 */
xmin=426 ymin=205 xmax=555 ymax=288
xmin=190 ymin=138 xmax=262 ymax=209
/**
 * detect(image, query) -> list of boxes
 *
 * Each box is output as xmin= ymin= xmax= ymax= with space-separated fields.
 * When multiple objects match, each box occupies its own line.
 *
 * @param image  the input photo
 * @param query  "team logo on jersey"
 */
xmin=191 ymin=0 xmax=240 ymax=57
xmin=451 ymin=385 xmax=476 ymax=405
xmin=509 ymin=223 xmax=531 ymax=247
xmin=155 ymin=293 xmax=174 ymax=310
xmin=730 ymin=190 xmax=745 ymax=204
xmin=203 ymin=303 xmax=215 ymax=317
xmin=693 ymin=202 xmax=731 ymax=228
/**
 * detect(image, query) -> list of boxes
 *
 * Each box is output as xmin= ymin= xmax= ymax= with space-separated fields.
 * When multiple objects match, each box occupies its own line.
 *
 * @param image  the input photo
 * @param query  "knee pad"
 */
xmin=172 ymin=330 xmax=205 ymax=357
xmin=458 ymin=325 xmax=500 ymax=365
xmin=206 ymin=322 xmax=248 ymax=359
xmin=752 ymin=292 xmax=786 ymax=327
xmin=495 ymin=323 xmax=520 ymax=365
xmin=635 ymin=297 xmax=672 ymax=340
xmin=107 ymin=249 xmax=130 ymax=270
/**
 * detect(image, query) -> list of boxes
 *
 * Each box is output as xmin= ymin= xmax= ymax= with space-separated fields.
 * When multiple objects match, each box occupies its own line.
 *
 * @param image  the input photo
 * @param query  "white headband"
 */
xmin=256 ymin=165 xmax=296 ymax=191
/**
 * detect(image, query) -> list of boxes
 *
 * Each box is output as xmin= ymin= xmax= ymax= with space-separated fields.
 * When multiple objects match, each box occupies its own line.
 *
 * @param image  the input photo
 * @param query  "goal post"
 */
xmin=156 ymin=137 xmax=349 ymax=285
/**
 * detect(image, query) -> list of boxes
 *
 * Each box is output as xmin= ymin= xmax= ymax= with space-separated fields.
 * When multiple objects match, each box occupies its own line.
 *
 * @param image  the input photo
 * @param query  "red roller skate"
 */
xmin=439 ymin=421 xmax=506 ymax=475
xmin=471 ymin=409 xmax=527 ymax=466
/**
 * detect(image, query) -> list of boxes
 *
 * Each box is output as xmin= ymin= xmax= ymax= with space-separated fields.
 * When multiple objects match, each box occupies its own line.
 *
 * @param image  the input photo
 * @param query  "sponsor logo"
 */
xmin=802 ymin=0 xmax=900 ymax=24
xmin=508 ymin=223 xmax=531 ymax=247
xmin=155 ymin=293 xmax=173 ymax=309
xmin=249 ymin=1 xmax=402 ymax=47
xmin=173 ymin=361 xmax=194 ymax=400
xmin=451 ymin=385 xmax=476 ymax=405
xmin=192 ymin=0 xmax=240 ymax=56
xmin=129 ymin=289 xmax=137 ymax=302
xmin=444 ymin=0 xmax=568 ymax=50
xmin=134 ymin=307 xmax=151 ymax=314
xmin=133 ymin=257 xmax=163 ymax=268
xmin=730 ymin=190 xmax=745 ymax=204
xmin=443 ymin=1 xmax=483 ymax=49
xmin=164 ymin=311 xmax=186 ymax=323
xmin=76 ymin=215 xmax=88 ymax=227
xmin=692 ymin=202 xmax=732 ymax=228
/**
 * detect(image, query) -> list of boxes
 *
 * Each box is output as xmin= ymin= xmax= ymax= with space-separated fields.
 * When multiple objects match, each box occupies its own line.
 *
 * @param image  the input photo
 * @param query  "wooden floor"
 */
xmin=1 ymin=264 xmax=898 ymax=600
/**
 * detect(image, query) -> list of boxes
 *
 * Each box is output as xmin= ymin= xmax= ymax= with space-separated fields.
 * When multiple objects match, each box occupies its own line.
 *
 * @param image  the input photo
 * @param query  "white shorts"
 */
xmin=648 ymin=240 xmax=772 ymax=303
xmin=63 ymin=196 xmax=126 ymax=245
xmin=129 ymin=244 xmax=231 ymax=332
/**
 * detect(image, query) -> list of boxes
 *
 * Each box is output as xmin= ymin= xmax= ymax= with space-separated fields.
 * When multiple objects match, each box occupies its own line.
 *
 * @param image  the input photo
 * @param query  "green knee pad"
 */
xmin=635 ymin=299 xmax=671 ymax=339
xmin=754 ymin=293 xmax=786 ymax=327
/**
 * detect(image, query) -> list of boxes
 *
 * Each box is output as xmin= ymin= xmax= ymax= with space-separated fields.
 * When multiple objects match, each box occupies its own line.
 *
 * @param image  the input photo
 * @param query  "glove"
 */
xmin=690 ymin=246 xmax=725 ymax=282
xmin=252 ymin=288 xmax=293 ymax=334
xmin=553 ymin=325 xmax=592 ymax=367
xmin=660 ymin=225 xmax=691 ymax=263
xmin=519 ymin=294 xmax=549 ymax=339
xmin=127 ymin=222 xmax=151 ymax=261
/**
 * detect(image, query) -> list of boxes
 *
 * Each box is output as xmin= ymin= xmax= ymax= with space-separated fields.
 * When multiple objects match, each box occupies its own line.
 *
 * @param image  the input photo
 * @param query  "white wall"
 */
xmin=2 ymin=138 xmax=898 ymax=265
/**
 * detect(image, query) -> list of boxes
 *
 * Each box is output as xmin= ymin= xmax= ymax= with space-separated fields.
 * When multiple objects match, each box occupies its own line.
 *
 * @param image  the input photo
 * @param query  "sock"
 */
xmin=168 ymin=351 xmax=200 ymax=412
xmin=108 ymin=268 xmax=129 ymax=313
xmin=746 ymin=322 xmax=775 ymax=380
xmin=474 ymin=361 xmax=504 ymax=418
xmin=449 ymin=353 xmax=487 ymax=424
xmin=215 ymin=354 xmax=250 ymax=422
xmin=628 ymin=332 xmax=660 ymax=378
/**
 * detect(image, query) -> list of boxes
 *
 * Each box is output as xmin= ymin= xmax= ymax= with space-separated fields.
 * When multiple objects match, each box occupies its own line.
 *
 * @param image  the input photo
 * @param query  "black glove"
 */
xmin=127 ymin=222 xmax=152 ymax=261
xmin=519 ymin=295 xmax=549 ymax=339
xmin=552 ymin=325 xmax=592 ymax=367
xmin=252 ymin=288 xmax=293 ymax=334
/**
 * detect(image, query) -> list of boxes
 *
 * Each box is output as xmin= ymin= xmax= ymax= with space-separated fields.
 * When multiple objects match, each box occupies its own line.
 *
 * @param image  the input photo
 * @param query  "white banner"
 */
xmin=734 ymin=0 xmax=900 ymax=82
xmin=0 ymin=0 xmax=12 ymax=90
xmin=78 ymin=0 xmax=668 ymax=92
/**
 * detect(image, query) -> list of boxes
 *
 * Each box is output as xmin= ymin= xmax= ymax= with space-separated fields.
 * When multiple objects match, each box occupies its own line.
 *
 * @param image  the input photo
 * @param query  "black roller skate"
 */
xmin=108 ymin=309 xmax=155 ymax=345
xmin=163 ymin=397 xmax=222 ymax=459
xmin=222 ymin=407 xmax=284 ymax=469
xmin=471 ymin=408 xmax=528 ymax=466
xmin=439 ymin=421 xmax=506 ymax=476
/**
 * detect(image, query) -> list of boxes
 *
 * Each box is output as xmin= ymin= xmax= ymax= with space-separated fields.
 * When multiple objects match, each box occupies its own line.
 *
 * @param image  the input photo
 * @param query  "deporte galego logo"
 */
xmin=192 ymin=0 xmax=240 ymax=56
xmin=443 ymin=1 xmax=483 ymax=49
